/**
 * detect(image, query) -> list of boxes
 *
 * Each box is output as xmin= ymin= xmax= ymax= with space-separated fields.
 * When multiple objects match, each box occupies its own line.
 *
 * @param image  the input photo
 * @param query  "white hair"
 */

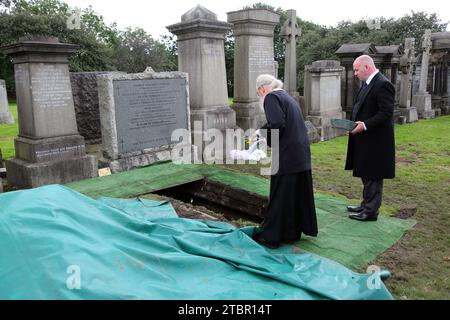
xmin=256 ymin=74 xmax=283 ymax=91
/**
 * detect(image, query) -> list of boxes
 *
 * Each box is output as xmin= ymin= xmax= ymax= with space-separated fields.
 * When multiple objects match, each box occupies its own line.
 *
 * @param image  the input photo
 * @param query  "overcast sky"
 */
xmin=63 ymin=0 xmax=450 ymax=38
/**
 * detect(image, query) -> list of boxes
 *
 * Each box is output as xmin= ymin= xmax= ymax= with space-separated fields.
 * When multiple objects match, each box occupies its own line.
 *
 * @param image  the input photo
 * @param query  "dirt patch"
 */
xmin=397 ymin=157 xmax=417 ymax=166
xmin=155 ymin=194 xmax=250 ymax=228
xmin=394 ymin=205 xmax=417 ymax=219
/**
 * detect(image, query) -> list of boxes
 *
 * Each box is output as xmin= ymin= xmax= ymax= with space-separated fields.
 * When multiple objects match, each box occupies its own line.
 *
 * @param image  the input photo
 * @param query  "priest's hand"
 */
xmin=351 ymin=121 xmax=365 ymax=135
xmin=249 ymin=129 xmax=261 ymax=143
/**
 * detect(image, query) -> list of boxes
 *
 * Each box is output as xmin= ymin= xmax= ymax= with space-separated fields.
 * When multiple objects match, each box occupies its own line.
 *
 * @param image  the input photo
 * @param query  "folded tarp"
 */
xmin=0 ymin=185 xmax=393 ymax=300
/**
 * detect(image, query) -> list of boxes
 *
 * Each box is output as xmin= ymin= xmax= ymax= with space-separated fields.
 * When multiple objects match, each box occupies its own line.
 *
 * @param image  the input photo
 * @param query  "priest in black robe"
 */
xmin=252 ymin=74 xmax=318 ymax=249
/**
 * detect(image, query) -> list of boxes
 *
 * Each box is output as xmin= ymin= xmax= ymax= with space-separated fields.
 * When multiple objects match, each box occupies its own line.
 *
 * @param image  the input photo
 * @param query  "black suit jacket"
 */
xmin=261 ymin=90 xmax=311 ymax=175
xmin=345 ymin=72 xmax=396 ymax=179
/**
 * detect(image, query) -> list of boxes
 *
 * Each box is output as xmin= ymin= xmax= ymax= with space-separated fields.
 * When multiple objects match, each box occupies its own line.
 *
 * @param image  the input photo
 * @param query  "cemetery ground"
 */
xmin=1 ymin=102 xmax=449 ymax=299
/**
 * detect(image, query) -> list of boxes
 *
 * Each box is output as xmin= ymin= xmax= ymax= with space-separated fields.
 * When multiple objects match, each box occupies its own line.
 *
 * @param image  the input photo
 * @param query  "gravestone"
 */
xmin=0 ymin=79 xmax=14 ymax=124
xmin=448 ymin=68 xmax=450 ymax=106
xmin=167 ymin=5 xmax=236 ymax=158
xmin=412 ymin=30 xmax=435 ymax=119
xmin=304 ymin=60 xmax=346 ymax=141
xmin=97 ymin=71 xmax=191 ymax=173
xmin=227 ymin=9 xmax=280 ymax=130
xmin=1 ymin=37 xmax=97 ymax=188
xmin=399 ymin=38 xmax=418 ymax=122
xmin=70 ymin=71 xmax=126 ymax=144
xmin=280 ymin=9 xmax=301 ymax=103
xmin=70 ymin=72 xmax=109 ymax=144
xmin=430 ymin=32 xmax=450 ymax=115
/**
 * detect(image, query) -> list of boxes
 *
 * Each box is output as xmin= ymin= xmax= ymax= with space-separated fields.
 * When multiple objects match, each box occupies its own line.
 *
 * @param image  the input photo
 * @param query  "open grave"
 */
xmin=66 ymin=161 xmax=416 ymax=271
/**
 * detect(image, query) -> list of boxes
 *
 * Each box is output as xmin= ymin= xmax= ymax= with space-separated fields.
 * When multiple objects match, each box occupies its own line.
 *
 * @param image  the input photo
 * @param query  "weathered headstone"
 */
xmin=412 ymin=30 xmax=435 ymax=119
xmin=1 ymin=37 xmax=97 ymax=188
xmin=280 ymin=9 xmax=301 ymax=103
xmin=227 ymin=9 xmax=280 ymax=130
xmin=0 ymin=79 xmax=14 ymax=124
xmin=399 ymin=38 xmax=419 ymax=123
xmin=304 ymin=60 xmax=346 ymax=141
xmin=97 ymin=72 xmax=191 ymax=173
xmin=70 ymin=71 xmax=126 ymax=145
xmin=70 ymin=72 xmax=107 ymax=144
xmin=430 ymin=32 xmax=450 ymax=115
xmin=167 ymin=5 xmax=236 ymax=158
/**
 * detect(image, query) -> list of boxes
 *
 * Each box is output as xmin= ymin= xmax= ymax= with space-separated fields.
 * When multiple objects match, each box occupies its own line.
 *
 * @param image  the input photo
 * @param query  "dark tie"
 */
xmin=357 ymin=82 xmax=368 ymax=100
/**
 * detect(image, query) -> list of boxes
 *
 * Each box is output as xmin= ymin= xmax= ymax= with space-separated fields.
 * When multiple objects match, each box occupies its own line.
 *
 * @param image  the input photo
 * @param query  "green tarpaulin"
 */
xmin=0 ymin=185 xmax=393 ymax=300
xmin=67 ymin=162 xmax=416 ymax=270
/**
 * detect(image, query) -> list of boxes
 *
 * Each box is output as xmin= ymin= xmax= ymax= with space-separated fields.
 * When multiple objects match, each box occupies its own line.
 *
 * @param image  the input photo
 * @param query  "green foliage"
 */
xmin=114 ymin=27 xmax=176 ymax=73
xmin=0 ymin=102 xmax=18 ymax=159
xmin=0 ymin=0 xmax=177 ymax=94
xmin=235 ymin=4 xmax=448 ymax=96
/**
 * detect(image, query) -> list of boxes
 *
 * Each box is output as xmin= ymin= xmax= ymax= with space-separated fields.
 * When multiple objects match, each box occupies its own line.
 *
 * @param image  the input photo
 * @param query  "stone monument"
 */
xmin=167 ymin=5 xmax=236 ymax=157
xmin=280 ymin=9 xmax=301 ymax=104
xmin=430 ymin=32 xmax=450 ymax=116
xmin=1 ymin=37 xmax=97 ymax=188
xmin=412 ymin=30 xmax=435 ymax=119
xmin=304 ymin=60 xmax=346 ymax=141
xmin=399 ymin=38 xmax=419 ymax=123
xmin=0 ymin=79 xmax=14 ymax=124
xmin=70 ymin=72 xmax=110 ymax=145
xmin=227 ymin=8 xmax=280 ymax=130
xmin=97 ymin=71 xmax=191 ymax=173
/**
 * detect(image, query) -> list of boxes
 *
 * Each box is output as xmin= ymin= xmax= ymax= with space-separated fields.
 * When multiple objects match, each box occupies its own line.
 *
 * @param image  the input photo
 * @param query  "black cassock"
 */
xmin=256 ymin=90 xmax=318 ymax=246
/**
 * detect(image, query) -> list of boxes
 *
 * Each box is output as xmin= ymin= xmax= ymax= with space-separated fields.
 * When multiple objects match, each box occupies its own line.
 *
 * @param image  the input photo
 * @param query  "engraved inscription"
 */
xmin=34 ymin=145 xmax=84 ymax=161
xmin=31 ymin=64 xmax=73 ymax=109
xmin=113 ymin=78 xmax=188 ymax=154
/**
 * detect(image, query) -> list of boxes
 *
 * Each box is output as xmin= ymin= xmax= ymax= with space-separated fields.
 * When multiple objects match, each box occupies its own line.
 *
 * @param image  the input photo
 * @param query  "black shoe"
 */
xmin=349 ymin=211 xmax=379 ymax=222
xmin=347 ymin=205 xmax=364 ymax=213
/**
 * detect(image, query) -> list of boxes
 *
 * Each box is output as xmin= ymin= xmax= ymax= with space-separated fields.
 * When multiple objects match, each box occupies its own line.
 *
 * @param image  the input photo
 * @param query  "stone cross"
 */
xmin=280 ymin=9 xmax=301 ymax=96
xmin=412 ymin=30 xmax=434 ymax=119
xmin=419 ymin=29 xmax=432 ymax=93
xmin=399 ymin=38 xmax=416 ymax=108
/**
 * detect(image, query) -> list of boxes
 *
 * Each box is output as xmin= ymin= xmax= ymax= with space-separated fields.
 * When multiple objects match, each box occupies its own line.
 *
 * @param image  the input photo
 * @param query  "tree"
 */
xmin=0 ymin=0 xmax=177 ymax=95
xmin=114 ymin=27 xmax=175 ymax=73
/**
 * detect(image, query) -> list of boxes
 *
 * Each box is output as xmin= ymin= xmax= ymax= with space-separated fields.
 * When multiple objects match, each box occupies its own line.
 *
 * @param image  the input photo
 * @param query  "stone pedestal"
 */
xmin=0 ymin=79 xmax=14 ymax=124
xmin=399 ymin=107 xmax=419 ymax=123
xmin=412 ymin=92 xmax=434 ymax=119
xmin=227 ymin=9 xmax=280 ymax=130
xmin=167 ymin=5 xmax=236 ymax=159
xmin=305 ymin=60 xmax=346 ymax=141
xmin=1 ymin=37 xmax=97 ymax=188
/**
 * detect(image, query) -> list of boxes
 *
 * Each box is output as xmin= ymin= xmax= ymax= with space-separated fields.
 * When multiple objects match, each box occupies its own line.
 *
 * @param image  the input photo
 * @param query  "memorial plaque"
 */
xmin=113 ymin=78 xmax=188 ymax=154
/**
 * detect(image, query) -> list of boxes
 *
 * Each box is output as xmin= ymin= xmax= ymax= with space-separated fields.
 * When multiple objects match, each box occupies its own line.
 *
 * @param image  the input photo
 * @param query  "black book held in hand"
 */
xmin=331 ymin=119 xmax=357 ymax=131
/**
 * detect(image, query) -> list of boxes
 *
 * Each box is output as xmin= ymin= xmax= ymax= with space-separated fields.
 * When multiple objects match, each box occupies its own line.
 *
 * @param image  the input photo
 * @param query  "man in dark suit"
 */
xmin=345 ymin=55 xmax=396 ymax=222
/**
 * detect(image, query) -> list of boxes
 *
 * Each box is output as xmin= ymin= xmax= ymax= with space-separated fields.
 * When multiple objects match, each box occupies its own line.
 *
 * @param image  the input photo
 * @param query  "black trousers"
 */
xmin=360 ymin=178 xmax=384 ymax=213
xmin=257 ymin=171 xmax=318 ymax=245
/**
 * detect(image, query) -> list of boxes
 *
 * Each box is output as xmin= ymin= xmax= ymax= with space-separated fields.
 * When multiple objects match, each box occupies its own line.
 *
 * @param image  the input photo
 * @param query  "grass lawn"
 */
xmin=217 ymin=115 xmax=450 ymax=300
xmin=1 ymin=100 xmax=449 ymax=299
xmin=0 ymin=102 xmax=18 ymax=159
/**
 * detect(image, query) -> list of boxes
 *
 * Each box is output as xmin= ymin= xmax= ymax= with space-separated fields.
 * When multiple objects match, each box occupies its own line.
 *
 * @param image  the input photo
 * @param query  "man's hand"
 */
xmin=351 ymin=121 xmax=366 ymax=135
